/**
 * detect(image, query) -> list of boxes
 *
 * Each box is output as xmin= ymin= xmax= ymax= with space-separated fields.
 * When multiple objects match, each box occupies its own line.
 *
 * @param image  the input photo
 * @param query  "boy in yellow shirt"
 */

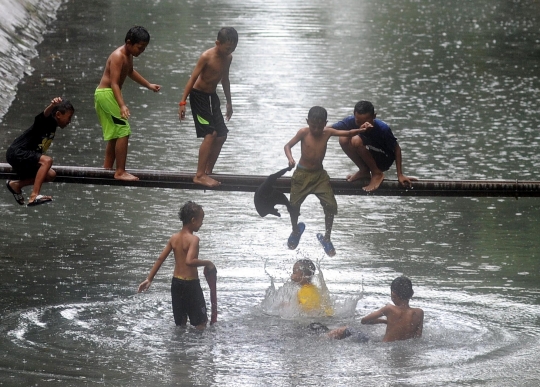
xmin=290 ymin=259 xmax=333 ymax=316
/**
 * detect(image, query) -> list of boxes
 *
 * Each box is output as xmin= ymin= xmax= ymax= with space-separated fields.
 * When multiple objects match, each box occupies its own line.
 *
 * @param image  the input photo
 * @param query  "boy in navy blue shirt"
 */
xmin=332 ymin=101 xmax=416 ymax=192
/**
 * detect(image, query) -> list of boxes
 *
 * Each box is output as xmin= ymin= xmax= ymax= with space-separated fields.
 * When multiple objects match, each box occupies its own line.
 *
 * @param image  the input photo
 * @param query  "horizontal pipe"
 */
xmin=1 ymin=163 xmax=539 ymax=197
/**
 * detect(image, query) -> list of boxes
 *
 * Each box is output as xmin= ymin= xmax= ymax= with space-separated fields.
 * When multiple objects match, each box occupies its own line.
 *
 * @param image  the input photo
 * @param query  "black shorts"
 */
xmin=189 ymin=88 xmax=228 ymax=138
xmin=359 ymin=134 xmax=395 ymax=172
xmin=6 ymin=146 xmax=41 ymax=179
xmin=171 ymin=277 xmax=207 ymax=327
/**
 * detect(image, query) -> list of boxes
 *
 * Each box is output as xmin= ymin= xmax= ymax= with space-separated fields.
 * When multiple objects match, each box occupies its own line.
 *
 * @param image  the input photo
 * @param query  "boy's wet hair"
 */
xmin=125 ymin=26 xmax=150 ymax=44
xmin=178 ymin=201 xmax=203 ymax=224
xmin=295 ymin=259 xmax=316 ymax=278
xmin=391 ymin=276 xmax=414 ymax=300
xmin=308 ymin=106 xmax=327 ymax=122
xmin=217 ymin=27 xmax=238 ymax=45
xmin=354 ymin=100 xmax=375 ymax=116
xmin=52 ymin=100 xmax=74 ymax=115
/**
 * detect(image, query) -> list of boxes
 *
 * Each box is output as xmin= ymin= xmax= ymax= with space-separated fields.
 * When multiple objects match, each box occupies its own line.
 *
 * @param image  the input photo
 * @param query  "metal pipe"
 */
xmin=2 ymin=163 xmax=539 ymax=197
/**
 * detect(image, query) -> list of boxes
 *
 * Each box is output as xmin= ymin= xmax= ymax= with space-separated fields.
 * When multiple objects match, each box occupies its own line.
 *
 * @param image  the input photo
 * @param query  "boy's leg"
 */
xmin=349 ymin=136 xmax=385 ymax=191
xmin=103 ymin=139 xmax=116 ymax=169
xmin=28 ymin=155 xmax=56 ymax=203
xmin=339 ymin=136 xmax=371 ymax=181
xmin=194 ymin=132 xmax=220 ymax=187
xmin=324 ymin=212 xmax=334 ymax=240
xmin=205 ymin=135 xmax=226 ymax=175
xmin=112 ymin=136 xmax=138 ymax=181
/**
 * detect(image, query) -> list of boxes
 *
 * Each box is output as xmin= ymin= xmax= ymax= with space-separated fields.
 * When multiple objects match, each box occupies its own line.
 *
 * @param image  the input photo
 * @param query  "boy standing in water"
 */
xmin=284 ymin=106 xmax=362 ymax=256
xmin=331 ymin=100 xmax=416 ymax=192
xmin=178 ymin=27 xmax=238 ymax=188
xmin=328 ymin=276 xmax=424 ymax=342
xmin=5 ymin=97 xmax=74 ymax=206
xmin=95 ymin=26 xmax=161 ymax=181
xmin=138 ymin=201 xmax=217 ymax=329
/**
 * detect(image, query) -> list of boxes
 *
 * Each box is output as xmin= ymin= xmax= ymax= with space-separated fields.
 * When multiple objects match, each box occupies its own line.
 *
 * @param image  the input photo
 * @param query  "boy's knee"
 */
xmin=338 ymin=136 xmax=351 ymax=148
xmin=39 ymin=155 xmax=53 ymax=168
xmin=47 ymin=168 xmax=57 ymax=181
xmin=350 ymin=135 xmax=364 ymax=148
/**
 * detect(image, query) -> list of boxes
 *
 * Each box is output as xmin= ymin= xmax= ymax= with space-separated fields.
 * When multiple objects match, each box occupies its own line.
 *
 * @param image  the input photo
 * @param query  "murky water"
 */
xmin=1 ymin=0 xmax=540 ymax=385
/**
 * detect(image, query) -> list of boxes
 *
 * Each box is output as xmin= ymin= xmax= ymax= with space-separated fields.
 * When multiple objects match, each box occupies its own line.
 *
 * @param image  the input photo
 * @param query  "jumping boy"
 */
xmin=291 ymin=259 xmax=333 ymax=316
xmin=284 ymin=106 xmax=362 ymax=256
xmin=331 ymin=100 xmax=416 ymax=192
xmin=138 ymin=201 xmax=216 ymax=329
xmin=327 ymin=276 xmax=424 ymax=342
xmin=178 ymin=27 xmax=238 ymax=188
xmin=95 ymin=25 xmax=161 ymax=181
xmin=5 ymin=97 xmax=74 ymax=206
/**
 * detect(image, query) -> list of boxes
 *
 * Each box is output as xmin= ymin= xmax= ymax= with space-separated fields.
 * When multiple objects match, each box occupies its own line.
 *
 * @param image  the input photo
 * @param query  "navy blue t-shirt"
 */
xmin=332 ymin=116 xmax=398 ymax=159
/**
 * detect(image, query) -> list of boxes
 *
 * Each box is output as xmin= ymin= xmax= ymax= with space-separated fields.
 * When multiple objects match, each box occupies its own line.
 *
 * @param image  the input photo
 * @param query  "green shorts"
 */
xmin=94 ymin=88 xmax=131 ymax=141
xmin=290 ymin=166 xmax=338 ymax=216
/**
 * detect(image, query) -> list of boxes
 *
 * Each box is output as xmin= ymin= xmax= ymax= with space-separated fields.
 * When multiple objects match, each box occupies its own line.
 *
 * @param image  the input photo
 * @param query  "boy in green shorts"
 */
xmin=95 ymin=26 xmax=160 ymax=181
xmin=284 ymin=106 xmax=362 ymax=256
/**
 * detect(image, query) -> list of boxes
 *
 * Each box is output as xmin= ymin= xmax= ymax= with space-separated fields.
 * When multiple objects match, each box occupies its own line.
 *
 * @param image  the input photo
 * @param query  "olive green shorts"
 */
xmin=290 ymin=166 xmax=338 ymax=215
xmin=94 ymin=88 xmax=131 ymax=141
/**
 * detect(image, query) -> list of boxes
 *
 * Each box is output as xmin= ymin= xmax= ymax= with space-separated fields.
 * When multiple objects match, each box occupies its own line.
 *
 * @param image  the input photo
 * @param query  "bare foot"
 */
xmin=346 ymin=170 xmax=371 ymax=182
xmin=363 ymin=172 xmax=385 ymax=192
xmin=193 ymin=174 xmax=221 ymax=187
xmin=114 ymin=172 xmax=139 ymax=181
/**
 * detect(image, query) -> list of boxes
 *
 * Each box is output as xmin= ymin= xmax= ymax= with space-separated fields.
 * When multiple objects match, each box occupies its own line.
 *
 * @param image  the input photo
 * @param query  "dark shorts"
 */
xmin=189 ymin=88 xmax=228 ymax=138
xmin=359 ymin=134 xmax=395 ymax=172
xmin=6 ymin=146 xmax=41 ymax=179
xmin=171 ymin=277 xmax=207 ymax=327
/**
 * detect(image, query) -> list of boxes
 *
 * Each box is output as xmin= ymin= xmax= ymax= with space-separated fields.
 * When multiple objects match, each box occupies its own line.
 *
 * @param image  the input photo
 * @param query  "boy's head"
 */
xmin=216 ymin=27 xmax=238 ymax=55
xmin=52 ymin=100 xmax=74 ymax=129
xmin=353 ymin=100 xmax=376 ymax=128
xmin=391 ymin=276 xmax=414 ymax=300
xmin=307 ymin=106 xmax=327 ymax=133
xmin=125 ymin=26 xmax=150 ymax=44
xmin=179 ymin=201 xmax=204 ymax=230
xmin=291 ymin=259 xmax=316 ymax=284
xmin=125 ymin=26 xmax=150 ymax=56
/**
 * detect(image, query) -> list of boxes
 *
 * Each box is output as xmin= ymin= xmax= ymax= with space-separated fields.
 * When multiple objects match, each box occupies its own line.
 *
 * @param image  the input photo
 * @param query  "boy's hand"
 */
xmin=225 ymin=102 xmax=233 ymax=121
xmin=288 ymin=159 xmax=296 ymax=168
xmin=120 ymin=105 xmax=130 ymax=120
xmin=179 ymin=105 xmax=186 ymax=120
xmin=359 ymin=122 xmax=373 ymax=132
xmin=149 ymin=84 xmax=161 ymax=92
xmin=398 ymin=174 xmax=418 ymax=188
xmin=138 ymin=279 xmax=152 ymax=293
xmin=51 ymin=97 xmax=63 ymax=105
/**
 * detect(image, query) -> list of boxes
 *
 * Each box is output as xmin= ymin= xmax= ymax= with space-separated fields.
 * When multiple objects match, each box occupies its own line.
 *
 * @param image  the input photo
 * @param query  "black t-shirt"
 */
xmin=9 ymin=112 xmax=58 ymax=154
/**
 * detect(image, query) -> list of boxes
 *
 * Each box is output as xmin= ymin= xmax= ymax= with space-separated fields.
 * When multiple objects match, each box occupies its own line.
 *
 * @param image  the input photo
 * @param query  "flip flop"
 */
xmin=317 ymin=233 xmax=336 ymax=257
xmin=287 ymin=222 xmax=305 ymax=249
xmin=6 ymin=180 xmax=24 ymax=205
xmin=27 ymin=195 xmax=53 ymax=207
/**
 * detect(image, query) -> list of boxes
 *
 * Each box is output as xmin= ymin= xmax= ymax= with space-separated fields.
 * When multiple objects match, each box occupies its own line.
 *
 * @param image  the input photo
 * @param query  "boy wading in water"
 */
xmin=284 ymin=106 xmax=362 ymax=256
xmin=138 ymin=201 xmax=217 ymax=329
xmin=179 ymin=27 xmax=238 ymax=188
xmin=95 ymin=26 xmax=161 ymax=181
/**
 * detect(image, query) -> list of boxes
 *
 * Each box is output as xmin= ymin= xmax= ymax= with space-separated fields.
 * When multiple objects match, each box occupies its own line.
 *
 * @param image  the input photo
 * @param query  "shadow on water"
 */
xmin=1 ymin=0 xmax=540 ymax=385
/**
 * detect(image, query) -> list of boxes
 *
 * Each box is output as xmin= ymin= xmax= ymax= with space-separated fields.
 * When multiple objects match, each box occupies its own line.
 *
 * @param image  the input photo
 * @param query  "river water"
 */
xmin=1 ymin=0 xmax=540 ymax=385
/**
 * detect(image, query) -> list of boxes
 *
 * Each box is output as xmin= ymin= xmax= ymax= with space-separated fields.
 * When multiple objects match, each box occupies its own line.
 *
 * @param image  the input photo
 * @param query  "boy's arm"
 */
xmin=284 ymin=128 xmax=306 ymax=168
xmin=394 ymin=143 xmax=418 ymax=188
xmin=138 ymin=240 xmax=173 ymax=292
xmin=184 ymin=236 xmax=215 ymax=269
xmin=43 ymin=97 xmax=64 ymax=117
xmin=221 ymin=56 xmax=233 ymax=121
xmin=324 ymin=127 xmax=364 ymax=138
xmin=361 ymin=305 xmax=389 ymax=325
xmin=129 ymin=69 xmax=161 ymax=92
xmin=109 ymin=52 xmax=130 ymax=119
xmin=179 ymin=54 xmax=208 ymax=120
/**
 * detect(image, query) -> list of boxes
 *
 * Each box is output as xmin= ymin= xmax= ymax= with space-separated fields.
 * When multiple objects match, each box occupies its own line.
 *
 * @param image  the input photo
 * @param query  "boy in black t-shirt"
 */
xmin=5 ymin=97 xmax=74 ymax=206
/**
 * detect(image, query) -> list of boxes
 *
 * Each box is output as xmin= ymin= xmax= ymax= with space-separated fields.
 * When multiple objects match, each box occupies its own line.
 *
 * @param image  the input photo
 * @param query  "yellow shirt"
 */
xmin=297 ymin=284 xmax=334 ymax=316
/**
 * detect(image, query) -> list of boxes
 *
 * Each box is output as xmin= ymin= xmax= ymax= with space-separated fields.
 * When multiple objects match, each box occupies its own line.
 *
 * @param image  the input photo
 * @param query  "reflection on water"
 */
xmin=1 ymin=0 xmax=540 ymax=385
